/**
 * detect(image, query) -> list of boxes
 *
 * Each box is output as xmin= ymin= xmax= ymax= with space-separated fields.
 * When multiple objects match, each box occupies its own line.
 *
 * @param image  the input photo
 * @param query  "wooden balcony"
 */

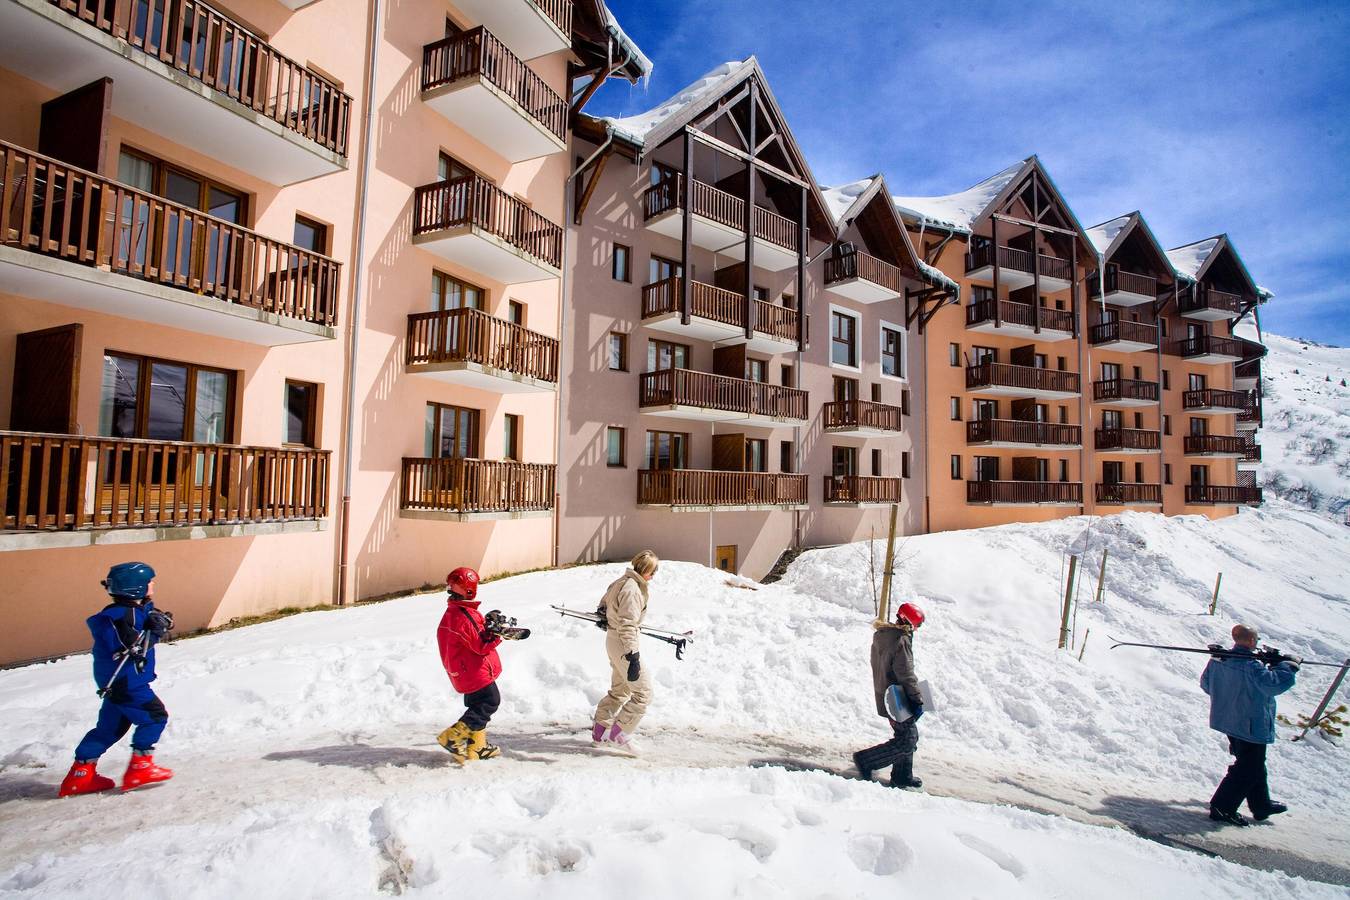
xmin=640 ymin=277 xmax=801 ymax=353
xmin=1183 ymin=434 xmax=1246 ymax=457
xmin=1179 ymin=286 xmax=1244 ymax=321
xmin=1088 ymin=268 xmax=1156 ymax=307
xmin=421 ymin=26 xmax=567 ymax=162
xmin=1185 ymin=484 xmax=1263 ymax=506
xmin=450 ymin=0 xmax=573 ymax=60
xmin=1237 ymin=397 xmax=1261 ymax=430
xmin=1234 ymin=357 xmax=1261 ymax=391
xmin=965 ymin=298 xmax=1075 ymax=342
xmin=406 ymin=308 xmax=558 ymax=392
xmin=413 ymin=173 xmax=563 ymax=283
xmin=967 ymin=480 xmax=1082 ymax=506
xmin=400 ymin=457 xmax=555 ymax=521
xmin=966 ymin=419 xmax=1081 ymax=449
xmin=637 ymin=469 xmax=807 ymax=511
xmin=824 ymin=475 xmax=902 ymax=506
xmin=1094 ymin=482 xmax=1162 ymax=506
xmin=642 ymin=175 xmax=800 ymax=271
xmin=1166 ymin=335 xmax=1243 ymax=364
xmin=1 ymin=432 xmax=328 ymax=537
xmin=0 ymin=141 xmax=338 ymax=344
xmin=1092 ymin=378 xmax=1159 ymax=407
xmin=639 ymin=368 xmax=807 ymax=426
xmin=1183 ymin=389 xmax=1249 ymax=415
xmin=1095 ymin=428 xmax=1160 ymax=453
xmin=822 ymin=399 xmax=903 ymax=437
xmin=966 ymin=245 xmax=1072 ymax=292
xmin=823 ymin=248 xmax=903 ymax=303
xmin=1088 ymin=319 xmax=1158 ymax=352
xmin=1 ymin=0 xmax=350 ymax=183
xmin=965 ymin=362 xmax=1079 ymax=399
xmin=1239 ymin=438 xmax=1262 ymax=466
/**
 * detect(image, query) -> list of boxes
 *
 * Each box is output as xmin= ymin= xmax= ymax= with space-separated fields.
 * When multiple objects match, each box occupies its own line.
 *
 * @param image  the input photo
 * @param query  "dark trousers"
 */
xmin=74 ymin=683 xmax=168 ymax=760
xmin=460 ymin=682 xmax=501 ymax=731
xmin=855 ymin=719 xmax=920 ymax=775
xmin=1210 ymin=736 xmax=1272 ymax=816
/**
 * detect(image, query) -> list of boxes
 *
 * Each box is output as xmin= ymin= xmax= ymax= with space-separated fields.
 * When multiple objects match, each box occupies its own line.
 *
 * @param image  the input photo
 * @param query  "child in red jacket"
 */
xmin=435 ymin=567 xmax=512 ymax=763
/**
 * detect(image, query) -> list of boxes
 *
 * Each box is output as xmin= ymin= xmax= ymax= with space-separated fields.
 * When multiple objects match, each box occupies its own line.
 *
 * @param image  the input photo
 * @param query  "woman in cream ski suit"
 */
xmin=591 ymin=550 xmax=659 ymax=754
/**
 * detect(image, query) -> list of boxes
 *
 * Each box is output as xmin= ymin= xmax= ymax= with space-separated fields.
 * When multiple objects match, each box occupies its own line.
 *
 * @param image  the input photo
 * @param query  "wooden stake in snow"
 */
xmin=1078 ymin=628 xmax=1091 ymax=662
xmin=1059 ymin=555 xmax=1078 ymax=649
xmin=877 ymin=503 xmax=899 ymax=626
xmin=1209 ymin=572 xmax=1223 ymax=615
xmin=1094 ymin=550 xmax=1109 ymax=603
xmin=1293 ymin=658 xmax=1350 ymax=742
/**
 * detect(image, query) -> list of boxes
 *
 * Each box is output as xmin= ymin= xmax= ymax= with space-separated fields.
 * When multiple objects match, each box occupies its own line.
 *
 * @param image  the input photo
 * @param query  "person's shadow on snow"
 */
xmin=0 ymin=775 xmax=56 ymax=804
xmin=264 ymin=745 xmax=449 ymax=770
xmin=1097 ymin=794 xmax=1225 ymax=838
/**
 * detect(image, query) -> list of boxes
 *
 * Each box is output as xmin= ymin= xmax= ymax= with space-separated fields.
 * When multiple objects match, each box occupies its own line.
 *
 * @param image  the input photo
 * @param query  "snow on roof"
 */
xmin=1086 ymin=214 xmax=1132 ymax=255
xmin=1166 ymin=237 xmax=1220 ymax=281
xmin=597 ymin=59 xmax=754 ymax=149
xmin=599 ymin=1 xmax=653 ymax=79
xmin=821 ymin=177 xmax=878 ymax=225
xmin=891 ymin=159 xmax=1026 ymax=233
xmin=919 ymin=260 xmax=960 ymax=297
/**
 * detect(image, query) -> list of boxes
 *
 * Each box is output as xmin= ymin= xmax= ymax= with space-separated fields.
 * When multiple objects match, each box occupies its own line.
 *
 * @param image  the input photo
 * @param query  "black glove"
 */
xmin=146 ymin=609 xmax=174 ymax=639
xmin=624 ymin=651 xmax=641 ymax=682
xmin=910 ymin=702 xmax=924 ymax=722
xmin=1283 ymin=655 xmax=1303 ymax=672
xmin=1257 ymin=647 xmax=1287 ymax=668
xmin=594 ymin=605 xmax=608 ymax=631
xmin=483 ymin=610 xmax=514 ymax=637
xmin=1207 ymin=643 xmax=1226 ymax=659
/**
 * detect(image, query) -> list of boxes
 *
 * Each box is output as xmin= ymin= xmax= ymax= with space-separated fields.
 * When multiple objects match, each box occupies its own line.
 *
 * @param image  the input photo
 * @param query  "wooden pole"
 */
xmin=1094 ymin=549 xmax=1109 ymax=603
xmin=680 ymin=129 xmax=693 ymax=325
xmin=1208 ymin=572 xmax=1223 ymax=615
xmin=877 ymin=502 xmax=899 ymax=626
xmin=1078 ymin=628 xmax=1090 ymax=662
xmin=1059 ymin=555 xmax=1078 ymax=649
xmin=1293 ymin=659 xmax=1350 ymax=742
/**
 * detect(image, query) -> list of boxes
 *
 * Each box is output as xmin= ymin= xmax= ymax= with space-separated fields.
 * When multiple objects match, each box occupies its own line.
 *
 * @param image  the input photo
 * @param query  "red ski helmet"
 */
xmin=897 ymin=602 xmax=925 ymax=629
xmin=446 ymin=567 xmax=480 ymax=601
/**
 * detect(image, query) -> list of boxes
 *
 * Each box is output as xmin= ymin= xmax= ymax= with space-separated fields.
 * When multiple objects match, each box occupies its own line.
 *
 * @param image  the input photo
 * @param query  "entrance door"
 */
xmin=716 ymin=545 xmax=738 ymax=573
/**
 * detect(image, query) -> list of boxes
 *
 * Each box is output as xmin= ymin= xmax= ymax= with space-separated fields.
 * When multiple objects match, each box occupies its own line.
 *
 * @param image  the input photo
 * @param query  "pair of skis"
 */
xmin=550 ymin=605 xmax=694 ymax=660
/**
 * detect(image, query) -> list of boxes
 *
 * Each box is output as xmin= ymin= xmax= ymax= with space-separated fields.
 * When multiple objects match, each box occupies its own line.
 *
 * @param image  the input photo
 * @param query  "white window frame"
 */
xmin=879 ymin=319 xmax=907 ymax=383
xmin=828 ymin=304 xmax=862 ymax=374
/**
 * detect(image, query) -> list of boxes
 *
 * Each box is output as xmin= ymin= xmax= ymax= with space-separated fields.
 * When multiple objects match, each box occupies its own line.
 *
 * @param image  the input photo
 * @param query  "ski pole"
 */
xmin=97 ymin=631 xmax=149 ymax=698
xmin=1109 ymin=638 xmax=1346 ymax=668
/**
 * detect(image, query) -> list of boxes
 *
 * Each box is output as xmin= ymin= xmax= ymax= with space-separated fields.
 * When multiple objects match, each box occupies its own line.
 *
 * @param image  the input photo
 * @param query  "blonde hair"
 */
xmin=631 ymin=550 xmax=660 ymax=577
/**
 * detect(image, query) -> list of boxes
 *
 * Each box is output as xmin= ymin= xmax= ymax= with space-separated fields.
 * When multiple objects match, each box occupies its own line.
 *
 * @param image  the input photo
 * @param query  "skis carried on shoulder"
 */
xmin=1109 ymin=638 xmax=1343 ymax=668
xmin=550 ymin=605 xmax=694 ymax=660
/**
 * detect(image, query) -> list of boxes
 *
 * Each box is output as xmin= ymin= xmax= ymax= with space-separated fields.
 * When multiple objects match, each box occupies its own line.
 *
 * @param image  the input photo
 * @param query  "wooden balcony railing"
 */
xmin=641 ymin=175 xmax=798 ymax=252
xmin=529 ymin=0 xmax=573 ymax=34
xmin=1095 ymin=428 xmax=1160 ymax=452
xmin=640 ymin=277 xmax=801 ymax=343
xmin=639 ymin=368 xmax=808 ymax=421
xmin=1095 ymin=482 xmax=1162 ymax=505
xmin=1167 ymin=334 xmax=1244 ymax=359
xmin=406 ymin=308 xmax=558 ymax=382
xmin=1 ymin=431 xmax=328 ymax=531
xmin=421 ymin=26 xmax=566 ymax=141
xmin=1092 ymin=379 xmax=1159 ymax=404
xmin=50 ymin=0 xmax=350 ymax=155
xmin=824 ymin=475 xmax=902 ymax=504
xmin=1179 ymin=286 xmax=1244 ymax=318
xmin=414 ymin=173 xmax=563 ymax=269
xmin=1089 ymin=267 xmax=1157 ymax=299
xmin=1238 ymin=399 xmax=1261 ymax=426
xmin=1088 ymin=320 xmax=1158 ymax=347
xmin=1183 ymin=389 xmax=1249 ymax=412
xmin=966 ymin=361 xmax=1080 ymax=395
xmin=967 ymin=419 xmax=1081 ymax=446
xmin=1038 ymin=253 xmax=1071 ymax=283
xmin=967 ymin=244 xmax=1033 ymax=275
xmin=1186 ymin=484 xmax=1263 ymax=505
xmin=822 ymin=399 xmax=903 ymax=433
xmin=1234 ymin=358 xmax=1262 ymax=381
xmin=967 ymin=481 xmax=1083 ymax=504
xmin=1184 ymin=434 xmax=1246 ymax=455
xmin=823 ymin=248 xmax=904 ymax=293
xmin=1242 ymin=440 xmax=1262 ymax=463
xmin=966 ymin=298 xmax=1075 ymax=333
xmin=400 ymin=457 xmax=555 ymax=514
xmin=0 ymin=141 xmax=340 ymax=325
xmin=637 ymin=469 xmax=807 ymax=507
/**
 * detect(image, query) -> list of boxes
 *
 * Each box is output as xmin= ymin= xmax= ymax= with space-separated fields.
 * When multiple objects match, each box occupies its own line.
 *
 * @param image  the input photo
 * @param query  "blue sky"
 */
xmin=592 ymin=0 xmax=1350 ymax=344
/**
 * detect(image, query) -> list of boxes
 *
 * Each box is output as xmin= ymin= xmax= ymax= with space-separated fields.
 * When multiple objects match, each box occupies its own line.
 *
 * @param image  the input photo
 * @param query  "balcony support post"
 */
xmin=1070 ymin=239 xmax=1079 ymax=339
xmin=743 ymin=80 xmax=758 ymax=343
xmin=1031 ymin=223 xmax=1042 ymax=335
xmin=797 ymin=182 xmax=807 ymax=351
xmin=680 ymin=129 xmax=693 ymax=326
xmin=991 ymin=216 xmax=1002 ymax=329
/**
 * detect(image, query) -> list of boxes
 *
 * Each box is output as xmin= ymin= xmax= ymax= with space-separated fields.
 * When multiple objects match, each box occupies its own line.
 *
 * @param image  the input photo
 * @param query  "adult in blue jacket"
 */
xmin=59 ymin=562 xmax=176 ymax=797
xmin=1200 ymin=623 xmax=1298 ymax=826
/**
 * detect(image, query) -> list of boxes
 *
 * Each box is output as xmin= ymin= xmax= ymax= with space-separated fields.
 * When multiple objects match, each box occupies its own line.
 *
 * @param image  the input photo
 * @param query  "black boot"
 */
xmin=1252 ymin=802 xmax=1287 ymax=822
xmin=889 ymin=753 xmax=922 ymax=790
xmin=854 ymin=740 xmax=900 ymax=780
xmin=1209 ymin=807 xmax=1248 ymax=827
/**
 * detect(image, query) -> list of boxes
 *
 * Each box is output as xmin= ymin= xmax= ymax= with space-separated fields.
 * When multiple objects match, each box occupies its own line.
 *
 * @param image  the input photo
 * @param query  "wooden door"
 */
xmin=39 ymin=79 xmax=111 ymax=173
xmin=1009 ymin=344 xmax=1036 ymax=367
xmin=712 ymin=433 xmax=746 ymax=471
xmin=716 ymin=545 xmax=738 ymax=573
xmin=713 ymin=344 xmax=746 ymax=378
xmin=10 ymin=325 xmax=82 ymax=434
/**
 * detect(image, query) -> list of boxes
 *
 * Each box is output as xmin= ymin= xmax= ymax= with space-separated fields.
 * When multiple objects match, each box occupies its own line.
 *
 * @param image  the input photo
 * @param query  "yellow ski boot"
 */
xmin=436 ymin=721 xmax=473 ymax=763
xmin=468 ymin=729 xmax=500 ymax=761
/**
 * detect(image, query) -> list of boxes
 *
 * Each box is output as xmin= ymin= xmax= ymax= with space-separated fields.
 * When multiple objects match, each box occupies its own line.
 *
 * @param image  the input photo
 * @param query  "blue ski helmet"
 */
xmin=103 ymin=562 xmax=156 ymax=600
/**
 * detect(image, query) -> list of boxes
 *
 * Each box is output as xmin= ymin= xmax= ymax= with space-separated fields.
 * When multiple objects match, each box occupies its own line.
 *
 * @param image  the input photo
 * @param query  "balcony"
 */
xmin=638 ymin=368 xmax=808 ymax=427
xmin=450 ymin=0 xmax=573 ymax=60
xmin=413 ymin=174 xmax=563 ymax=283
xmin=966 ymin=419 xmax=1082 ymax=449
xmin=421 ymin=26 xmax=567 ymax=162
xmin=1166 ymin=335 xmax=1243 ymax=364
xmin=965 ymin=362 xmax=1079 ymax=400
xmin=0 ymin=142 xmax=338 ymax=344
xmin=637 ymin=469 xmax=807 ymax=511
xmin=1095 ymin=428 xmax=1160 ymax=454
xmin=822 ymin=399 xmax=903 ymax=437
xmin=823 ymin=248 xmax=903 ymax=303
xmin=400 ymin=457 xmax=555 ymax=521
xmin=1 ymin=432 xmax=328 ymax=548
xmin=967 ymin=481 xmax=1083 ymax=506
xmin=1184 ymin=434 xmax=1246 ymax=458
xmin=1183 ymin=389 xmax=1249 ymax=415
xmin=1088 ymin=268 xmax=1156 ymax=307
xmin=1185 ymin=484 xmax=1263 ymax=506
xmin=642 ymin=175 xmax=800 ymax=271
xmin=1088 ymin=319 xmax=1158 ymax=352
xmin=824 ymin=475 xmax=902 ymax=506
xmin=966 ymin=245 xmax=1072 ymax=292
xmin=0 ymin=0 xmax=350 ymax=183
xmin=1234 ymin=358 xmax=1261 ymax=391
xmin=1179 ymin=286 xmax=1243 ymax=321
xmin=406 ymin=308 xmax=558 ymax=392
xmin=1237 ymin=399 xmax=1261 ymax=430
xmin=966 ymin=299 xmax=1074 ymax=342
xmin=1094 ymin=483 xmax=1162 ymax=506
xmin=1239 ymin=438 xmax=1262 ymax=467
xmin=1092 ymin=378 xmax=1159 ymax=407
xmin=641 ymin=277 xmax=801 ymax=353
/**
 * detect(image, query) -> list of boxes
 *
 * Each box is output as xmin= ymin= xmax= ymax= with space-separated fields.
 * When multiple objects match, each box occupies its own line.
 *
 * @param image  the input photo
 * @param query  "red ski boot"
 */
xmin=58 ymin=761 xmax=116 ymax=798
xmin=121 ymin=754 xmax=173 ymax=792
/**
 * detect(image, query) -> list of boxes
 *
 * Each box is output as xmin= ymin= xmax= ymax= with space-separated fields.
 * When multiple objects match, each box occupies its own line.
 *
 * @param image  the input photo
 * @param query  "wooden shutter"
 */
xmin=10 ymin=324 xmax=82 ymax=433
xmin=39 ymin=79 xmax=112 ymax=173
xmin=1009 ymin=344 xmax=1036 ymax=367
xmin=713 ymin=345 xmax=745 ymax=378
xmin=712 ymin=433 xmax=746 ymax=471
xmin=1011 ymin=456 xmax=1039 ymax=481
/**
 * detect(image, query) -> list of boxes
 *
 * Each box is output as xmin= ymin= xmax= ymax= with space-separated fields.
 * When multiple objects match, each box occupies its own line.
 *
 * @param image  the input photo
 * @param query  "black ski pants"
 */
xmin=855 ymin=719 xmax=919 ymax=775
xmin=460 ymin=682 xmax=501 ymax=731
xmin=1210 ymin=736 xmax=1273 ymax=816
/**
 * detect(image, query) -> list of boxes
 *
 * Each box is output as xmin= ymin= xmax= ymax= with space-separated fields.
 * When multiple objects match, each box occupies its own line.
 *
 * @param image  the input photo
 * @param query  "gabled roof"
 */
xmin=821 ymin=174 xmax=926 ymax=281
xmin=592 ymin=59 xmax=756 ymax=150
xmin=574 ymin=0 xmax=652 ymax=81
xmin=1167 ymin=234 xmax=1262 ymax=299
xmin=1086 ymin=211 xmax=1174 ymax=279
xmin=892 ymin=161 xmax=1024 ymax=233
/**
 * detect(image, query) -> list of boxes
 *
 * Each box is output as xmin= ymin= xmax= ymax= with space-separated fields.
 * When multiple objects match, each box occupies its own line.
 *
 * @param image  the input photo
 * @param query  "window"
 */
xmin=949 ymin=343 xmax=961 ymax=366
xmin=833 ymin=377 xmax=859 ymax=402
xmin=284 ymin=380 xmax=318 ymax=447
xmin=612 ymin=244 xmax=631 ymax=282
xmin=1190 ymin=465 xmax=1208 ymax=486
xmin=117 ymin=148 xmax=246 ymax=225
xmin=649 ymin=254 xmax=682 ymax=284
xmin=950 ymin=397 xmax=961 ymax=421
xmin=746 ymin=439 xmax=768 ymax=473
xmin=1059 ymin=459 xmax=1069 ymax=482
xmin=1190 ymin=417 xmax=1207 ymax=436
xmin=1163 ymin=415 xmax=1172 ymax=435
xmin=832 ymin=446 xmax=858 ymax=477
xmin=1189 ymin=372 xmax=1207 ymax=391
xmin=871 ymin=383 xmax=882 ymax=402
xmin=901 ymin=451 xmax=911 ymax=478
xmin=781 ymin=365 xmax=795 ymax=388
xmin=1160 ymin=318 xmax=1169 ymax=337
xmin=99 ymin=353 xmax=234 ymax=443
xmin=1101 ymin=362 xmax=1121 ymax=381
xmin=746 ymin=358 xmax=767 ymax=382
xmin=971 ymin=345 xmax=997 ymax=365
xmin=503 ymin=414 xmax=520 ymax=461
xmin=651 ymin=162 xmax=678 ymax=186
xmin=901 ymin=389 xmax=910 ymax=416
xmin=1132 ymin=365 xmax=1142 ymax=380
xmin=973 ymin=399 xmax=997 ymax=420
xmin=1056 ymin=356 xmax=1067 ymax=371
xmin=1102 ymin=409 xmax=1122 ymax=430
xmin=645 ymin=431 xmax=688 ymax=469
xmin=1058 ymin=405 xmax=1069 ymax=424
xmin=780 ymin=440 xmax=794 ymax=473
xmin=881 ymin=326 xmax=904 ymax=378
xmin=508 ymin=301 xmax=525 ymax=326
xmin=608 ymin=333 xmax=628 ymax=371
xmin=438 ymin=152 xmax=473 ymax=182
xmin=951 ymin=454 xmax=962 ymax=480
xmin=431 ymin=271 xmax=484 ymax=310
xmin=293 ymin=216 xmax=328 ymax=254
xmin=831 ymin=310 xmax=858 ymax=367
xmin=753 ymin=286 xmax=769 ymax=302
xmin=1162 ymin=370 xmax=1171 ymax=391
xmin=425 ymin=403 xmax=480 ymax=458
xmin=606 ymin=427 xmax=626 ymax=467
xmin=1134 ymin=461 xmax=1144 ymax=482
xmin=871 ymin=448 xmax=882 ymax=476
xmin=781 ymin=293 xmax=795 ymax=310
xmin=1164 ymin=463 xmax=1173 ymax=485
xmin=647 ymin=340 xmax=689 ymax=372
xmin=1133 ymin=412 xmax=1143 ymax=428
xmin=973 ymin=456 xmax=999 ymax=481
xmin=1103 ymin=461 xmax=1123 ymax=484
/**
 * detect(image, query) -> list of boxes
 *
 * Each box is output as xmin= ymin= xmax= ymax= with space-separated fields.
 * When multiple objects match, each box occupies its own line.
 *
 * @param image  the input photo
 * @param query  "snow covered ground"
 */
xmin=1 ymin=503 xmax=1348 ymax=897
